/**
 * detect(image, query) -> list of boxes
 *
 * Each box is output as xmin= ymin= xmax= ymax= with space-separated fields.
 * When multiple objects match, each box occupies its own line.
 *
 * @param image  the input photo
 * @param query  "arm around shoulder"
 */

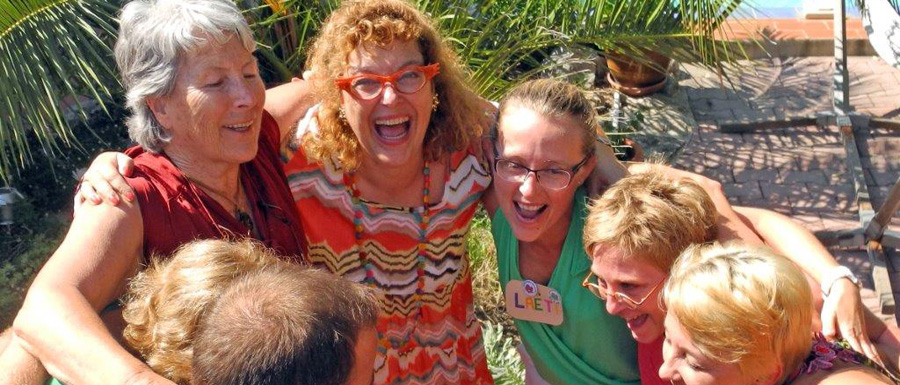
xmin=264 ymin=79 xmax=315 ymax=145
xmin=12 ymin=199 xmax=171 ymax=385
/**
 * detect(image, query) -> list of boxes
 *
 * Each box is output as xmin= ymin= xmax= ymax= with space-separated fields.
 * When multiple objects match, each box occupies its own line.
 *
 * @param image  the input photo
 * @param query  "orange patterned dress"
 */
xmin=282 ymin=143 xmax=494 ymax=385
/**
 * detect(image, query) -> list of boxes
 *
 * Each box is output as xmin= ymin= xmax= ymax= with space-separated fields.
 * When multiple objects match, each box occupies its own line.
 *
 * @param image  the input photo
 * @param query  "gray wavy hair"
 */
xmin=115 ymin=0 xmax=256 ymax=152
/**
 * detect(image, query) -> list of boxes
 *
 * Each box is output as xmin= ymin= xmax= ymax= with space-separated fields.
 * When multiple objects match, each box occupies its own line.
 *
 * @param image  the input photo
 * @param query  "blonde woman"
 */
xmin=584 ymin=171 xmax=899 ymax=384
xmin=123 ymin=239 xmax=279 ymax=383
xmin=124 ymin=239 xmax=379 ymax=385
xmin=484 ymin=79 xmax=639 ymax=385
xmin=660 ymin=242 xmax=892 ymax=385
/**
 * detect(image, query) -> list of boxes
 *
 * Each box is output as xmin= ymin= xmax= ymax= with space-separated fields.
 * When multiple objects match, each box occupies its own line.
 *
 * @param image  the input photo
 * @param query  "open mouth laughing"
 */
xmin=374 ymin=116 xmax=411 ymax=143
xmin=514 ymin=201 xmax=547 ymax=221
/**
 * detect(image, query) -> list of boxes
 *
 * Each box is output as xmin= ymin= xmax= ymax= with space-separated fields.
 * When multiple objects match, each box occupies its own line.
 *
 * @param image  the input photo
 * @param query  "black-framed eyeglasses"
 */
xmin=492 ymin=148 xmax=593 ymax=190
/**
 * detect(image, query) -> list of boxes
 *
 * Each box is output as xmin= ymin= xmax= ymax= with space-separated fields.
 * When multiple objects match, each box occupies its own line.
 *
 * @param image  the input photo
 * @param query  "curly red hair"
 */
xmin=303 ymin=0 xmax=486 ymax=170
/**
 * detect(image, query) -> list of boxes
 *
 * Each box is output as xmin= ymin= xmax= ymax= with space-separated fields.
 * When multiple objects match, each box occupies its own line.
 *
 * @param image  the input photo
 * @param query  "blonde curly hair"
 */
xmin=122 ymin=239 xmax=281 ymax=384
xmin=303 ymin=0 xmax=486 ymax=170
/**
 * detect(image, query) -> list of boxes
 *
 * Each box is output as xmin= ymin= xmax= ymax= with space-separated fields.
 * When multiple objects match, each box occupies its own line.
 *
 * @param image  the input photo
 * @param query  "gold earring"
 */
xmin=339 ymin=107 xmax=347 ymax=122
xmin=432 ymin=94 xmax=440 ymax=112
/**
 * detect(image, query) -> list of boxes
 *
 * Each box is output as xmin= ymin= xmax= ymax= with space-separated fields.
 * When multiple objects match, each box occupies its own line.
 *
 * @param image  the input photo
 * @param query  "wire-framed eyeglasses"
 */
xmin=493 ymin=151 xmax=592 ymax=190
xmin=581 ymin=271 xmax=665 ymax=310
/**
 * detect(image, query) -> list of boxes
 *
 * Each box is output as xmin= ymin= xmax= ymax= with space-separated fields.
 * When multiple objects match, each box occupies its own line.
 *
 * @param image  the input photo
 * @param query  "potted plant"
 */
xmin=1 ymin=0 xmax=751 ymax=178
xmin=529 ymin=0 xmax=749 ymax=97
xmin=604 ymin=51 xmax=672 ymax=97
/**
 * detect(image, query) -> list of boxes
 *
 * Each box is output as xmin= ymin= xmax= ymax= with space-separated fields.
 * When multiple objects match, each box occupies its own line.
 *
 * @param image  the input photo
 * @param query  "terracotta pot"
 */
xmin=605 ymin=51 xmax=671 ymax=97
xmin=621 ymin=138 xmax=644 ymax=162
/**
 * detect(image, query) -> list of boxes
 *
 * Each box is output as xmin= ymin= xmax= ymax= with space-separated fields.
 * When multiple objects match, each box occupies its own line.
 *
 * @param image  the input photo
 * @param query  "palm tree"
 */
xmin=0 ymin=0 xmax=122 ymax=180
xmin=0 ymin=0 xmax=749 ymax=180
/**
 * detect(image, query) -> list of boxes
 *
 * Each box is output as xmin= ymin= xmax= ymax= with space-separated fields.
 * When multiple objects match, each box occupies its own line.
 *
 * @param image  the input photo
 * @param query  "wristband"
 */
xmin=820 ymin=265 xmax=860 ymax=297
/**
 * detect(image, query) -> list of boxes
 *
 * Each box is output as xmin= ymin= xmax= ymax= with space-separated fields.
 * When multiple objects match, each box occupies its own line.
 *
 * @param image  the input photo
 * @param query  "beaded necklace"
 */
xmin=344 ymin=163 xmax=430 ymax=351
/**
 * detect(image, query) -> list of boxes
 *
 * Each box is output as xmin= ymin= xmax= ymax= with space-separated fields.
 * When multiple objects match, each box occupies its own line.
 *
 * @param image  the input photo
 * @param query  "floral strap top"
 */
xmin=785 ymin=334 xmax=865 ymax=382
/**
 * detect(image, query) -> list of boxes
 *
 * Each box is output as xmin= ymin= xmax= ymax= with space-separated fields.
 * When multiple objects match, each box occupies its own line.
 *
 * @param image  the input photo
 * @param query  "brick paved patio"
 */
xmin=672 ymin=56 xmax=900 ymax=324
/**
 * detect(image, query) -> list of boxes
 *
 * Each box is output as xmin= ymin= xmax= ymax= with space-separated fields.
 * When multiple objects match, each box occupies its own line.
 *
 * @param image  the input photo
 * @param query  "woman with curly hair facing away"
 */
xmin=124 ymin=239 xmax=379 ymax=385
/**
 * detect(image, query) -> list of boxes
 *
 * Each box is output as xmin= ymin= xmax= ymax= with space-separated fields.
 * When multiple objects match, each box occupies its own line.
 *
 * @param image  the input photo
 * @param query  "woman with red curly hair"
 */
xmin=282 ymin=1 xmax=496 ymax=383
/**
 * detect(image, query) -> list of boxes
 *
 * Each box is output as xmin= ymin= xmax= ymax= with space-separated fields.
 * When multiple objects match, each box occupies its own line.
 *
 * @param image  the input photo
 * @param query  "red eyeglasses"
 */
xmin=335 ymin=63 xmax=440 ymax=101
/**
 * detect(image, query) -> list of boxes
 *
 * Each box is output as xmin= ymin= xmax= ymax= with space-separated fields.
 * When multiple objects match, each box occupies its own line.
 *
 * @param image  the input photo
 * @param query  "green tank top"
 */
xmin=492 ymin=187 xmax=640 ymax=385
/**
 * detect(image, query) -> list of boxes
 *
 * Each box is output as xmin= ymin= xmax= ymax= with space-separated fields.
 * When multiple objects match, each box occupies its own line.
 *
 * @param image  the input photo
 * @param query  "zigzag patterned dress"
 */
xmin=282 ymin=144 xmax=494 ymax=385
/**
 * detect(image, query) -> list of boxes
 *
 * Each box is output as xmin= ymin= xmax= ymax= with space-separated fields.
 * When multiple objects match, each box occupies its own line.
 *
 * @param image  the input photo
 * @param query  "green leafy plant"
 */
xmin=1 ymin=0 xmax=752 ymax=178
xmin=0 ymin=199 xmax=67 ymax=328
xmin=496 ymin=0 xmax=751 ymax=75
xmin=0 ymin=0 xmax=122 ymax=181
xmin=482 ymin=321 xmax=526 ymax=385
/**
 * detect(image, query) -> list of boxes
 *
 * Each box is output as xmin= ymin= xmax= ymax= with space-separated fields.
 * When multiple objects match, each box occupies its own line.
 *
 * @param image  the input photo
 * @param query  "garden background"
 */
xmin=0 ymin=0 xmax=754 ymax=383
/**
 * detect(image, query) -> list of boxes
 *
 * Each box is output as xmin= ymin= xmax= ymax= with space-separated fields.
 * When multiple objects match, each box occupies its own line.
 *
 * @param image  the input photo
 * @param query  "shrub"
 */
xmin=0 ymin=200 xmax=67 ymax=328
xmin=8 ymin=100 xmax=132 ymax=213
xmin=0 ymin=100 xmax=130 ymax=328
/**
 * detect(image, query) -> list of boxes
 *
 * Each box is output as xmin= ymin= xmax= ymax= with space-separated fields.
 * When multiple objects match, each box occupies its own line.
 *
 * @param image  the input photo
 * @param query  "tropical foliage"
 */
xmin=0 ymin=0 xmax=122 ymax=180
xmin=0 ymin=0 xmax=753 ymax=180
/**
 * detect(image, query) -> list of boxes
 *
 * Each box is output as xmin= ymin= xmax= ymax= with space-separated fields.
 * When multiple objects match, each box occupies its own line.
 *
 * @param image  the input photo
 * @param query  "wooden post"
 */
xmin=834 ymin=0 xmax=851 ymax=115
xmin=866 ymin=176 xmax=900 ymax=241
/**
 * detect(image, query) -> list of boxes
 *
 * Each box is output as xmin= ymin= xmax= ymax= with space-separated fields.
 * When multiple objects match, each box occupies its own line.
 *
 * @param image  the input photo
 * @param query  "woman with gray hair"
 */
xmin=1 ymin=0 xmax=306 ymax=383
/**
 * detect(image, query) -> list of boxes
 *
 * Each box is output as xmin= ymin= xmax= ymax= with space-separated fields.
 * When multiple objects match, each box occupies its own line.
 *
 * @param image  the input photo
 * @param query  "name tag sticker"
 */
xmin=505 ymin=279 xmax=564 ymax=326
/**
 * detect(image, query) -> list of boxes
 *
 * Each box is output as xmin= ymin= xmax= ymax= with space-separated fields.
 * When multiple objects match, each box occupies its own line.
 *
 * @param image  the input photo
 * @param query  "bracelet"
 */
xmin=820 ymin=265 xmax=860 ymax=297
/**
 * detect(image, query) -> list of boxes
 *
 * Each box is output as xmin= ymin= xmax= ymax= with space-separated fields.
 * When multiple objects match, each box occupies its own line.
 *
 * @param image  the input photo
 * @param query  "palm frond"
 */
xmin=0 ymin=0 xmax=121 ymax=181
xmin=0 ymin=0 xmax=754 ymax=179
xmin=531 ymin=0 xmax=751 ymax=74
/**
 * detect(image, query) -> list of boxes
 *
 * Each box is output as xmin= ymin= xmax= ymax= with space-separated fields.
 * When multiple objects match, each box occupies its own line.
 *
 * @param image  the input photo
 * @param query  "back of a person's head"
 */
xmin=123 ymin=239 xmax=280 ymax=384
xmin=191 ymin=264 xmax=379 ymax=385
xmin=583 ymin=170 xmax=717 ymax=271
xmin=664 ymin=242 xmax=812 ymax=383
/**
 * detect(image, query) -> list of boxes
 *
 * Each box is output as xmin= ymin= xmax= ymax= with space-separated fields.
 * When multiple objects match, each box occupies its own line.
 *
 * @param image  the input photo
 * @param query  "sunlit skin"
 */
xmin=347 ymin=327 xmax=378 ymax=385
xmin=658 ymin=314 xmax=779 ymax=385
xmin=589 ymin=246 xmax=667 ymax=344
xmin=342 ymin=40 xmax=434 ymax=171
xmin=492 ymin=106 xmax=593 ymax=245
xmin=149 ymin=36 xmax=265 ymax=171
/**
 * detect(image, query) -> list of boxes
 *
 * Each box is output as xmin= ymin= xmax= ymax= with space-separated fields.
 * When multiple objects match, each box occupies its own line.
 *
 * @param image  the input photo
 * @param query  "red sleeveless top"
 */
xmin=639 ymin=337 xmax=668 ymax=385
xmin=124 ymin=111 xmax=306 ymax=261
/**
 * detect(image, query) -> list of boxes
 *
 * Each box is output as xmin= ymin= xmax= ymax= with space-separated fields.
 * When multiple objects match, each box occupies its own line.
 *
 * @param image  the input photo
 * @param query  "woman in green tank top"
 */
xmin=477 ymin=78 xmax=885 ymax=385
xmin=480 ymin=79 xmax=641 ymax=385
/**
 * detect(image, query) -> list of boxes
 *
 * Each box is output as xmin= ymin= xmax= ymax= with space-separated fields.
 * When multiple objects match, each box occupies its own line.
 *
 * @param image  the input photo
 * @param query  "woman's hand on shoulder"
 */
xmin=76 ymin=152 xmax=135 ymax=211
xmin=820 ymin=280 xmax=884 ymax=369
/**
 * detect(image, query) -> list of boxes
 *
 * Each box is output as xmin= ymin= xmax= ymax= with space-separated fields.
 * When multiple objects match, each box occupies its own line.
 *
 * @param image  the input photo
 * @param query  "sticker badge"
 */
xmin=505 ymin=279 xmax=564 ymax=326
xmin=523 ymin=280 xmax=538 ymax=296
